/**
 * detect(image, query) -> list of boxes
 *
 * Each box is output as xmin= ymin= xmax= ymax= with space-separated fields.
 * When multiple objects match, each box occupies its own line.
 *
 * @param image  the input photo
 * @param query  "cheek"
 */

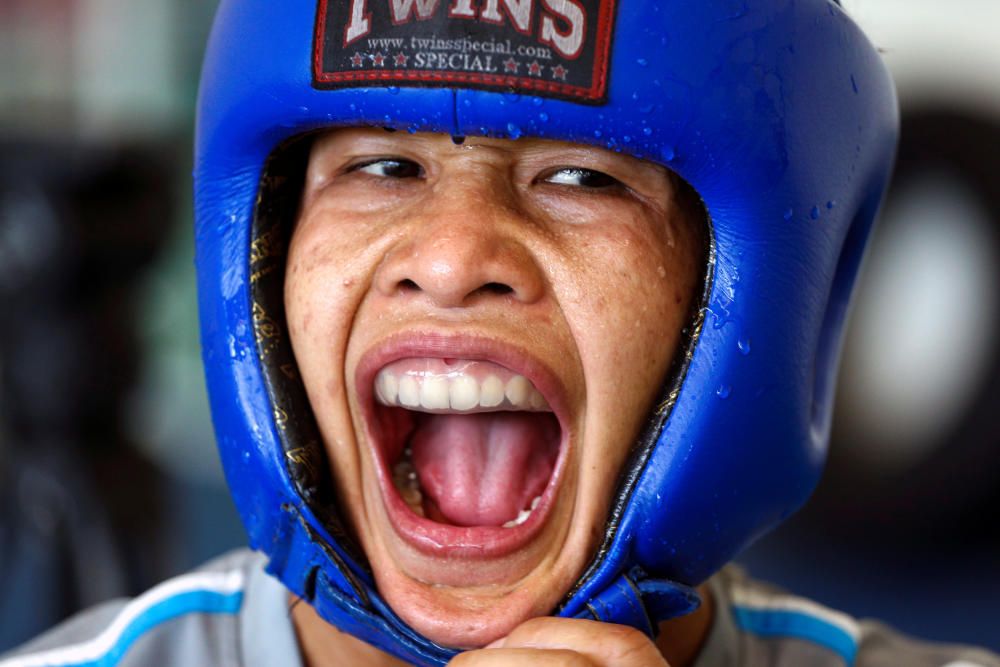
xmin=286 ymin=249 xmax=328 ymax=359
xmin=285 ymin=227 xmax=361 ymax=404
xmin=284 ymin=221 xmax=375 ymax=505
xmin=557 ymin=213 xmax=700 ymax=500
xmin=566 ymin=223 xmax=690 ymax=384
xmin=287 ymin=214 xmax=371 ymax=332
xmin=284 ymin=259 xmax=312 ymax=342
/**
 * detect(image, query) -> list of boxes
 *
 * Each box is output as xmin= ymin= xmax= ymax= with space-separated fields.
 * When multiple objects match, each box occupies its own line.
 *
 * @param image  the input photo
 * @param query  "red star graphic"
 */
xmin=372 ymin=52 xmax=386 ymax=67
xmin=503 ymin=57 xmax=519 ymax=73
xmin=528 ymin=61 xmax=542 ymax=76
xmin=551 ymin=64 xmax=568 ymax=80
xmin=350 ymin=53 xmax=364 ymax=68
xmin=394 ymin=52 xmax=409 ymax=67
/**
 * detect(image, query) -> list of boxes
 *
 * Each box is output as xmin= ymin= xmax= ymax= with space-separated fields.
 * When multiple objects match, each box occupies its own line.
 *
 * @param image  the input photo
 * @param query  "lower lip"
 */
xmin=373 ymin=438 xmax=566 ymax=559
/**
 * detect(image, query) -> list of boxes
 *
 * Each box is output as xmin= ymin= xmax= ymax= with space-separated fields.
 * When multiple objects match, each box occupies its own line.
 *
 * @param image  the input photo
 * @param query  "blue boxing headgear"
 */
xmin=194 ymin=1 xmax=897 ymax=664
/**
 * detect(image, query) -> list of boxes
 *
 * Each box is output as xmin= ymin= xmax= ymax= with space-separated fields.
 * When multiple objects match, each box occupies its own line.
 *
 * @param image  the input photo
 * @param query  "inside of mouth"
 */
xmin=374 ymin=360 xmax=561 ymax=528
xmin=384 ymin=409 xmax=560 ymax=527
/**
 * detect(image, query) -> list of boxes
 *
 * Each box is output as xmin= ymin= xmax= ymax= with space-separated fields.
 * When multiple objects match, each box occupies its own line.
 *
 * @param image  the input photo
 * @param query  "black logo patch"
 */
xmin=314 ymin=0 xmax=617 ymax=104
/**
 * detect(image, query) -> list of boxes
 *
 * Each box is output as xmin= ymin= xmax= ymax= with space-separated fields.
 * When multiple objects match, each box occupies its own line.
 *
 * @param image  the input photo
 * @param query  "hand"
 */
xmin=449 ymin=617 xmax=671 ymax=667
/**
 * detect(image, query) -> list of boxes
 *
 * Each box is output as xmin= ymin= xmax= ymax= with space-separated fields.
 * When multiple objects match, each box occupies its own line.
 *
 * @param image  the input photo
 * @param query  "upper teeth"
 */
xmin=375 ymin=366 xmax=550 ymax=413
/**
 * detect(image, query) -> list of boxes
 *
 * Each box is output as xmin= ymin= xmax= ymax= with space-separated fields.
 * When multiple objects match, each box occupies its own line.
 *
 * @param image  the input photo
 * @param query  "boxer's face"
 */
xmin=285 ymin=128 xmax=701 ymax=647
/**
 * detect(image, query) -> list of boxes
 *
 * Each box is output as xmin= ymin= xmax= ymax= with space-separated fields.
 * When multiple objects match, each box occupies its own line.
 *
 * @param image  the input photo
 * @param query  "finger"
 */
xmin=492 ymin=617 xmax=669 ymax=667
xmin=449 ymin=647 xmax=596 ymax=667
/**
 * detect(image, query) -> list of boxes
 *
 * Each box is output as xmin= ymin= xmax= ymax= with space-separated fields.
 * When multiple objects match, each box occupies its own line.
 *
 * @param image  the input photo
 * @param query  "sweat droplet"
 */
xmin=827 ymin=200 xmax=836 ymax=210
xmin=506 ymin=123 xmax=522 ymax=139
xmin=643 ymin=126 xmax=653 ymax=136
xmin=661 ymin=145 xmax=676 ymax=161
xmin=532 ymin=97 xmax=543 ymax=107
xmin=783 ymin=208 xmax=793 ymax=221
xmin=810 ymin=206 xmax=820 ymax=220
xmin=636 ymin=58 xmax=649 ymax=66
xmin=387 ymin=86 xmax=400 ymax=95
xmin=716 ymin=385 xmax=731 ymax=399
xmin=593 ymin=129 xmax=603 ymax=138
xmin=539 ymin=112 xmax=549 ymax=122
xmin=738 ymin=337 xmax=751 ymax=355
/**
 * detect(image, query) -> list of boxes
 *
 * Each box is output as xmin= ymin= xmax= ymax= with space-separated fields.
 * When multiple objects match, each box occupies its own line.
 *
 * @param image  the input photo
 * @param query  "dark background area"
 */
xmin=1 ymin=0 xmax=997 ymax=654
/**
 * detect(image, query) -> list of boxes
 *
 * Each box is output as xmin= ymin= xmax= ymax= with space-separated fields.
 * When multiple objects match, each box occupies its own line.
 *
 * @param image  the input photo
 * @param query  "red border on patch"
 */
xmin=312 ymin=0 xmax=617 ymax=103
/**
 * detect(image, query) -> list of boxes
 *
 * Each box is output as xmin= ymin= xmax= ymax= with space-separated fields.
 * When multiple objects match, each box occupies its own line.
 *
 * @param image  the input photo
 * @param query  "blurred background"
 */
xmin=739 ymin=0 xmax=1000 ymax=652
xmin=0 ymin=0 xmax=236 ymax=648
xmin=0 ymin=0 xmax=997 ymax=654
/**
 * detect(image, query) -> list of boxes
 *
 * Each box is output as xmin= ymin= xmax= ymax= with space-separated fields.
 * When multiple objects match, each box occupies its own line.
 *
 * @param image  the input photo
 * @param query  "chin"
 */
xmin=377 ymin=566 xmax=566 ymax=648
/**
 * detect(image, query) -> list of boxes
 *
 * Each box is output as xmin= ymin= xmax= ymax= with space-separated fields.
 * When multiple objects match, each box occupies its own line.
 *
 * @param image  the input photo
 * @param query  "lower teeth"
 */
xmin=392 ymin=449 xmax=424 ymax=517
xmin=502 ymin=509 xmax=531 ymax=528
xmin=501 ymin=495 xmax=543 ymax=528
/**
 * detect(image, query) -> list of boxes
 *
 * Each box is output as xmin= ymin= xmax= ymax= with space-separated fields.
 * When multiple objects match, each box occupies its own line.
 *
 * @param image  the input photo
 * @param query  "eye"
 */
xmin=542 ymin=167 xmax=622 ymax=189
xmin=350 ymin=158 xmax=424 ymax=179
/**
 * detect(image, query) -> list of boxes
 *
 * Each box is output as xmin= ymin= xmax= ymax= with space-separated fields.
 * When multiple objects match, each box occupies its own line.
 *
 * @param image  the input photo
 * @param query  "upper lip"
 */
xmin=354 ymin=330 xmax=573 ymax=557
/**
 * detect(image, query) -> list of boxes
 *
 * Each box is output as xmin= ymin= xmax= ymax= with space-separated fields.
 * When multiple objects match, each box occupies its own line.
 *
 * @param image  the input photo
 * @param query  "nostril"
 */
xmin=392 ymin=279 xmax=514 ymax=299
xmin=479 ymin=282 xmax=514 ymax=296
xmin=398 ymin=278 xmax=420 ymax=292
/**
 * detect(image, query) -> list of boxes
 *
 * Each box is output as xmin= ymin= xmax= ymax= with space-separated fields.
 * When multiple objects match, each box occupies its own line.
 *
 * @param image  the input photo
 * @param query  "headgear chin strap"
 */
xmin=195 ymin=1 xmax=898 ymax=664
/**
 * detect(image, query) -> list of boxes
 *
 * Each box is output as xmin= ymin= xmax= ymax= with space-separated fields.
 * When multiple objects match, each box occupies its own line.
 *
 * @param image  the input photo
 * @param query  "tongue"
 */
xmin=410 ymin=412 xmax=559 ymax=527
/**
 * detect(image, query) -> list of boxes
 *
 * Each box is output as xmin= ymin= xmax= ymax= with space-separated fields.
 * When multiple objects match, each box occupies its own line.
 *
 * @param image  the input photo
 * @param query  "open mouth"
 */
xmin=358 ymin=343 xmax=568 ymax=557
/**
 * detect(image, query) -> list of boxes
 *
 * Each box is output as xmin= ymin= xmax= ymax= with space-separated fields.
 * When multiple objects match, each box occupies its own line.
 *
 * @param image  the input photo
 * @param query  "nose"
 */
xmin=374 ymin=189 xmax=545 ymax=309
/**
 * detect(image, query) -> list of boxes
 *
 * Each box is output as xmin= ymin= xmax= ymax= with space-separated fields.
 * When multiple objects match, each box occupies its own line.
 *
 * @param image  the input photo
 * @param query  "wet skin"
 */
xmin=284 ymin=128 xmax=704 ymax=657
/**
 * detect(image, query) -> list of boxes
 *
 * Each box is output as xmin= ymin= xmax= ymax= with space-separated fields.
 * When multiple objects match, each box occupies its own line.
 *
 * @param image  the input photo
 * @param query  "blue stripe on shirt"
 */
xmin=74 ymin=589 xmax=244 ymax=667
xmin=732 ymin=605 xmax=858 ymax=666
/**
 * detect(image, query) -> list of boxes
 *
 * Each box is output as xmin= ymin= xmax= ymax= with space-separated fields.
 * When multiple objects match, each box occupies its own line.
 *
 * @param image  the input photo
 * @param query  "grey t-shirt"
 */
xmin=2 ymin=549 xmax=996 ymax=667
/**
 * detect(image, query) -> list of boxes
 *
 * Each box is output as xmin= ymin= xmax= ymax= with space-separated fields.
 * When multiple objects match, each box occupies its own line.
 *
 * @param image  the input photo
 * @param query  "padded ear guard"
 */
xmin=195 ymin=1 xmax=897 ymax=664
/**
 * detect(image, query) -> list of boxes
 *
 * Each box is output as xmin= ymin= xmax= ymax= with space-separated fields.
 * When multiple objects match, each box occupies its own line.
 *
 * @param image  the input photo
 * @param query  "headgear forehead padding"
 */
xmin=195 ymin=1 xmax=897 ymax=664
